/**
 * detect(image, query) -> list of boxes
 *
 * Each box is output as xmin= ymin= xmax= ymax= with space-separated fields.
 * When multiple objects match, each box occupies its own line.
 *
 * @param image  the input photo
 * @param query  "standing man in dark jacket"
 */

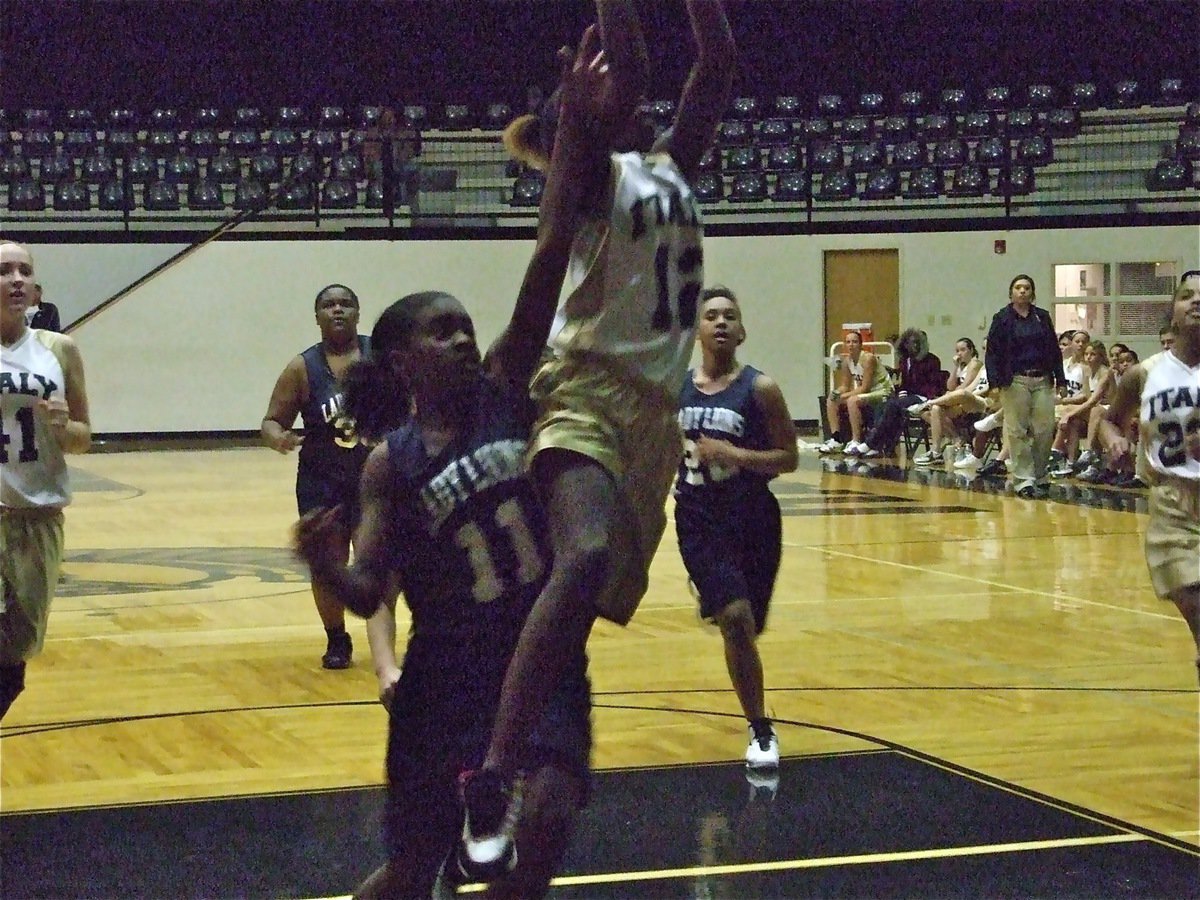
xmin=984 ymin=274 xmax=1066 ymax=498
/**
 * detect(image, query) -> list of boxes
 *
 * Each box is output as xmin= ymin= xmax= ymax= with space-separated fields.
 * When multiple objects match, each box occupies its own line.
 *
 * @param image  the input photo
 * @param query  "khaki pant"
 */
xmin=1 ymin=507 xmax=65 ymax=665
xmin=1001 ymin=374 xmax=1057 ymax=491
xmin=1146 ymin=479 xmax=1200 ymax=599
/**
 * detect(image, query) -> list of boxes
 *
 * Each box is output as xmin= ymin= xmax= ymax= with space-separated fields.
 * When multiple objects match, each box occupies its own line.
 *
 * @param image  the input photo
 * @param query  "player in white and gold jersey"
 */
xmin=1100 ymin=270 xmax=1200 ymax=681
xmin=0 ymin=240 xmax=92 ymax=719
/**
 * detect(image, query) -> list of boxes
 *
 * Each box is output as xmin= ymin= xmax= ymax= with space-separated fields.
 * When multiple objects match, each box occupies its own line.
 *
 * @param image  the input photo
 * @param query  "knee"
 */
xmin=715 ymin=600 xmax=757 ymax=643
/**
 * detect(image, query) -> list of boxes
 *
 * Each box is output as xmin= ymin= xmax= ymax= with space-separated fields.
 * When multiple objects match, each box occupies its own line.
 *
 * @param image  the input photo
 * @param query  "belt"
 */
xmin=1015 ymin=369 xmax=1047 ymax=377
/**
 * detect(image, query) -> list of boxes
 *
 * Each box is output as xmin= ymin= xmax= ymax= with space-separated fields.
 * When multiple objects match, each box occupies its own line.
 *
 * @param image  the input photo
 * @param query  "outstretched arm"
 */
xmin=658 ymin=0 xmax=736 ymax=180
xmin=594 ymin=0 xmax=649 ymax=121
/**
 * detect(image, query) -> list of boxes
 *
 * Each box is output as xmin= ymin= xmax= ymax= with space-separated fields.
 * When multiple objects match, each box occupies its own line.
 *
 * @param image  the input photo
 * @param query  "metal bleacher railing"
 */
xmin=2 ymin=82 xmax=1197 ymax=234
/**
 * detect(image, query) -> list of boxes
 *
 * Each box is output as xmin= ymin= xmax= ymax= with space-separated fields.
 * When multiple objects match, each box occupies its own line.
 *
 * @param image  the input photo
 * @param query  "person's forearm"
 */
xmin=365 ymin=601 xmax=399 ymax=678
xmin=729 ymin=446 xmax=798 ymax=476
xmin=57 ymin=419 xmax=91 ymax=454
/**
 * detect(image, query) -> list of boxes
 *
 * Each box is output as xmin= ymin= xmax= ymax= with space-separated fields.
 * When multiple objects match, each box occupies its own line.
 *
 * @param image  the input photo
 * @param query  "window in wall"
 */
xmin=1052 ymin=260 xmax=1178 ymax=343
xmin=1117 ymin=261 xmax=1177 ymax=296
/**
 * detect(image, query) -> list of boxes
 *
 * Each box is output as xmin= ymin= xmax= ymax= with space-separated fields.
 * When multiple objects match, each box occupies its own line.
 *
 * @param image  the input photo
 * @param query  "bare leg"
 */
xmin=715 ymin=599 xmax=765 ymax=721
xmin=846 ymin=396 xmax=866 ymax=443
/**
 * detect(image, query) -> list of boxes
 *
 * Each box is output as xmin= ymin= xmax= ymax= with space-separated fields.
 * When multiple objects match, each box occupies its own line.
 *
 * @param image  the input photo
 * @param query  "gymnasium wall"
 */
xmin=38 ymin=223 xmax=1198 ymax=434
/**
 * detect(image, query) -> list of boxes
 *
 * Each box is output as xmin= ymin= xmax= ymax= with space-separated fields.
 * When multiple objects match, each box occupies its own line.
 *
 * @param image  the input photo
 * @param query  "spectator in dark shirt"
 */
xmin=984 ymin=274 xmax=1066 ymax=499
xmin=856 ymin=327 xmax=943 ymax=457
xmin=25 ymin=283 xmax=62 ymax=332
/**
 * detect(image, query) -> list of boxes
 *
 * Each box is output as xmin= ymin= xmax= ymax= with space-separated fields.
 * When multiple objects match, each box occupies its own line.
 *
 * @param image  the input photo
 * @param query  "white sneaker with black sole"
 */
xmin=745 ymin=721 xmax=780 ymax=770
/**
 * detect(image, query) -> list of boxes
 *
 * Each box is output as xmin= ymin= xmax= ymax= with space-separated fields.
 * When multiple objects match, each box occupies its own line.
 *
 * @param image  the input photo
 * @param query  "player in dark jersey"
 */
xmin=675 ymin=286 xmax=798 ymax=777
xmin=262 ymin=284 xmax=370 ymax=669
xmin=292 ymin=35 xmax=607 ymax=899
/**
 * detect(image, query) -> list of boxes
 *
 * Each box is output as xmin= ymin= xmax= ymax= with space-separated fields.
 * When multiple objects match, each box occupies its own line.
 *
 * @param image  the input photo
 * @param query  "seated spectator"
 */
xmin=853 ymin=328 xmax=944 ymax=457
xmin=1046 ymin=329 xmax=1090 ymax=471
xmin=1077 ymin=347 xmax=1141 ymax=484
xmin=909 ymin=337 xmax=985 ymax=465
xmin=25 ymin=282 xmax=61 ymax=332
xmin=1050 ymin=340 xmax=1113 ymax=476
xmin=819 ymin=329 xmax=894 ymax=454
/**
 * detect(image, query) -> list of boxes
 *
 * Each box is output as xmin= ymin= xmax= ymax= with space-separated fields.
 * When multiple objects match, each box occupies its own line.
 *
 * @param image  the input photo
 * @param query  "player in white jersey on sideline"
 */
xmin=1099 ymin=269 xmax=1200 ymax=682
xmin=0 ymin=240 xmax=92 ymax=720
xmin=458 ymin=0 xmax=736 ymax=882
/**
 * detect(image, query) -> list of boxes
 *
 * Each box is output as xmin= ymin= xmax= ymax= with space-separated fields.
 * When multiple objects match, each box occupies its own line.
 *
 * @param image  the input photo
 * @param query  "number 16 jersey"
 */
xmin=548 ymin=151 xmax=703 ymax=397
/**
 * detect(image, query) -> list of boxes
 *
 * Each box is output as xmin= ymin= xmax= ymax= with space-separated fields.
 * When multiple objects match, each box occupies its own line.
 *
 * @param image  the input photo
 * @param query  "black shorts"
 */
xmin=675 ymin=488 xmax=782 ymax=633
xmin=381 ymin=638 xmax=592 ymax=865
xmin=295 ymin=468 xmax=361 ymax=529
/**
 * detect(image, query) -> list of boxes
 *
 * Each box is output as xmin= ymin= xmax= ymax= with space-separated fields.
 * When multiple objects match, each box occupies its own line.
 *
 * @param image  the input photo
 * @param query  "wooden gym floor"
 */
xmin=1 ymin=444 xmax=1197 ymax=898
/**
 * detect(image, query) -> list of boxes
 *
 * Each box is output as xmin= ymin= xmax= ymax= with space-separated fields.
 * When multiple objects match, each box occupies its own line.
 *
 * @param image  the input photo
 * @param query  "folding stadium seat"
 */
xmin=1154 ymin=78 xmax=1185 ymax=107
xmin=267 ymin=128 xmax=302 ymax=155
xmin=1 ymin=151 xmax=31 ymax=183
xmin=187 ymin=179 xmax=226 ymax=210
xmin=646 ymin=99 xmax=676 ymax=124
xmin=143 ymin=180 xmax=181 ymax=211
xmin=692 ymin=172 xmax=724 ymax=203
xmin=697 ymin=148 xmax=721 ymax=173
xmin=317 ymin=107 xmax=346 ymax=131
xmin=756 ymin=119 xmax=793 ymax=145
xmin=718 ymin=120 xmax=752 ymax=145
xmin=98 ymin=179 xmax=133 ymax=211
xmin=1146 ymin=158 xmax=1192 ymax=191
xmin=809 ymin=141 xmax=844 ymax=172
xmin=103 ymin=108 xmax=135 ymax=131
xmin=148 ymin=108 xmax=180 ymax=130
xmin=188 ymin=128 xmax=220 ymax=157
xmin=1068 ymin=82 xmax=1099 ymax=110
xmin=857 ymin=92 xmax=885 ymax=117
xmin=249 ymin=150 xmax=283 ymax=183
xmin=880 ymin=115 xmax=913 ymax=143
xmin=233 ymin=107 xmax=266 ymax=130
xmin=948 ymin=164 xmax=987 ymax=197
xmin=289 ymin=150 xmax=321 ymax=182
xmin=1112 ymin=80 xmax=1140 ymax=109
xmin=996 ymin=165 xmax=1034 ymax=196
xmin=1044 ymin=108 xmax=1081 ymax=138
xmin=403 ymin=105 xmax=429 ymax=130
xmin=53 ymin=178 xmax=90 ymax=211
xmin=81 ymin=147 xmax=116 ymax=183
xmin=849 ymin=141 xmax=885 ymax=172
xmin=483 ymin=102 xmax=514 ymax=130
xmin=974 ymin=135 xmax=1010 ymax=166
xmin=903 ymin=166 xmax=942 ymax=199
xmin=331 ymin=150 xmax=364 ymax=182
xmin=8 ymin=178 xmax=45 ymax=211
xmin=510 ymin=173 xmax=544 ymax=207
xmin=816 ymin=94 xmax=845 ymax=117
xmin=771 ymin=96 xmax=802 ymax=119
xmin=22 ymin=128 xmax=54 ymax=156
xmin=729 ymin=97 xmax=760 ymax=120
xmin=310 ymin=129 xmax=342 ymax=159
xmin=918 ymin=113 xmax=954 ymax=140
xmin=320 ymin=179 xmax=357 ymax=209
xmin=164 ymin=151 xmax=200 ymax=184
xmin=729 ymin=172 xmax=767 ymax=201
xmin=442 ymin=104 xmax=474 ymax=130
xmin=841 ymin=117 xmax=873 ymax=142
xmin=277 ymin=106 xmax=306 ymax=128
xmin=861 ymin=168 xmax=898 ymax=200
xmin=364 ymin=179 xmax=390 ymax=209
xmin=897 ymin=91 xmax=926 ymax=115
xmin=815 ymin=169 xmax=854 ymax=201
xmin=960 ymin=111 xmax=998 ymax=138
xmin=1026 ymin=84 xmax=1056 ymax=109
xmin=891 ymin=139 xmax=927 ymax=170
xmin=359 ymin=106 xmax=384 ymax=129
xmin=193 ymin=107 xmax=222 ymax=129
xmin=276 ymin=180 xmax=314 ymax=210
xmin=1004 ymin=108 xmax=1039 ymax=137
xmin=126 ymin=147 xmax=158 ymax=184
xmin=1176 ymin=128 xmax=1200 ymax=161
xmin=1015 ymin=134 xmax=1053 ymax=166
xmin=725 ymin=146 xmax=760 ymax=172
xmin=939 ymin=88 xmax=970 ymax=114
xmin=63 ymin=129 xmax=96 ymax=156
xmin=104 ymin=127 xmax=138 ymax=153
xmin=1187 ymin=102 xmax=1200 ymax=125
xmin=228 ymin=128 xmax=262 ymax=156
xmin=802 ymin=118 xmax=833 ymax=142
xmin=773 ymin=170 xmax=810 ymax=201
xmin=982 ymin=86 xmax=1012 ymax=111
xmin=23 ymin=109 xmax=52 ymax=129
xmin=39 ymin=151 xmax=75 ymax=183
xmin=233 ymin=179 xmax=267 ymax=209
xmin=765 ymin=145 xmax=801 ymax=172
xmin=932 ymin=138 xmax=967 ymax=168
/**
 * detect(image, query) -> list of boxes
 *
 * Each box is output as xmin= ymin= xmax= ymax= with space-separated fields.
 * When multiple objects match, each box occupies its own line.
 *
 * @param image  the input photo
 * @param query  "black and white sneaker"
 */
xmin=456 ymin=769 xmax=520 ymax=883
xmin=745 ymin=720 xmax=780 ymax=770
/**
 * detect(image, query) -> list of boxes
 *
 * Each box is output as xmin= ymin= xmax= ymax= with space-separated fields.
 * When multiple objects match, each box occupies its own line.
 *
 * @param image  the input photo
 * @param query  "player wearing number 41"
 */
xmin=675 ymin=286 xmax=797 ymax=772
xmin=1098 ymin=269 xmax=1200 ymax=683
xmin=461 ymin=0 xmax=736 ymax=881
xmin=292 ymin=33 xmax=605 ymax=899
xmin=0 ymin=240 xmax=92 ymax=721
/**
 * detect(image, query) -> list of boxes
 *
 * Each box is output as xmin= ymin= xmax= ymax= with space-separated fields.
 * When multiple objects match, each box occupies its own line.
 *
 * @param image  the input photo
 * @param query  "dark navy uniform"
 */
xmin=674 ymin=365 xmax=782 ymax=633
xmin=295 ymin=337 xmax=371 ymax=521
xmin=380 ymin=373 xmax=592 ymax=865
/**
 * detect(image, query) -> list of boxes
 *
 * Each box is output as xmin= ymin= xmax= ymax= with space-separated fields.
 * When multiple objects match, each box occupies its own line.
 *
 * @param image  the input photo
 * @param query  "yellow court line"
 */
xmin=303 ymin=832 xmax=1149 ymax=899
xmin=801 ymin=544 xmax=1180 ymax=622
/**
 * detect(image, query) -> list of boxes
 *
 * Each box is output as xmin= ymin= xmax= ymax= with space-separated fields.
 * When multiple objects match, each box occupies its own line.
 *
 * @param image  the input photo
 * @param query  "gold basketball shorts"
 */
xmin=1145 ymin=478 xmax=1200 ymax=599
xmin=1 ymin=507 xmax=66 ymax=665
